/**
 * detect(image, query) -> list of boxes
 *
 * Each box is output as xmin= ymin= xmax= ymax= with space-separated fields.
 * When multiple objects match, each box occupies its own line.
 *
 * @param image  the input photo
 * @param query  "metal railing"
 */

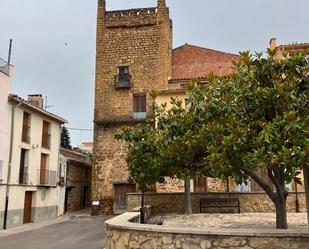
xmin=37 ymin=169 xmax=57 ymax=186
xmin=0 ymin=58 xmax=9 ymax=76
xmin=115 ymin=74 xmax=131 ymax=88
xmin=19 ymin=167 xmax=29 ymax=185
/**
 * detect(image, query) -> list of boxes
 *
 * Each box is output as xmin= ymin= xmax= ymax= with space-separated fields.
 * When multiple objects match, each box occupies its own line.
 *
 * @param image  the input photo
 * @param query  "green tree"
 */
xmin=61 ymin=126 xmax=72 ymax=149
xmin=115 ymin=122 xmax=169 ymax=222
xmin=116 ymin=89 xmax=215 ymax=214
xmin=204 ymin=50 xmax=309 ymax=229
xmin=153 ymin=87 xmax=215 ymax=214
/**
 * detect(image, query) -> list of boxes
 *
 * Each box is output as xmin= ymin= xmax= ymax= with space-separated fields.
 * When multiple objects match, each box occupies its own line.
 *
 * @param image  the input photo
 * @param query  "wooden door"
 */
xmin=40 ymin=154 xmax=47 ymax=185
xmin=23 ymin=192 xmax=32 ymax=224
xmin=194 ymin=177 xmax=208 ymax=192
xmin=81 ymin=186 xmax=89 ymax=209
xmin=113 ymin=184 xmax=136 ymax=214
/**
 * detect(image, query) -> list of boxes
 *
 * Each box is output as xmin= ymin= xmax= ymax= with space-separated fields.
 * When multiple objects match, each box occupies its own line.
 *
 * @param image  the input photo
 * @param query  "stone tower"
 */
xmin=93 ymin=0 xmax=172 ymax=214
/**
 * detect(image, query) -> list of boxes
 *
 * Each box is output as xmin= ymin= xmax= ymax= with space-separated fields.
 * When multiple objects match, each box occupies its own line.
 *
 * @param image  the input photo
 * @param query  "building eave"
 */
xmin=8 ymin=95 xmax=67 ymax=124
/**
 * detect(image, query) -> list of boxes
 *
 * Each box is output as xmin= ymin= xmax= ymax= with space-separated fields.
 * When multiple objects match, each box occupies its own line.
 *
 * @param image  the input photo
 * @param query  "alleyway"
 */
xmin=0 ymin=215 xmax=109 ymax=249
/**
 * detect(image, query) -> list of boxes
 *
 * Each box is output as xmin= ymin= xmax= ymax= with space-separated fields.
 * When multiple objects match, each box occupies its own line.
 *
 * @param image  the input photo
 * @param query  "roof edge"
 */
xmin=173 ymin=43 xmax=241 ymax=57
xmin=8 ymin=94 xmax=67 ymax=124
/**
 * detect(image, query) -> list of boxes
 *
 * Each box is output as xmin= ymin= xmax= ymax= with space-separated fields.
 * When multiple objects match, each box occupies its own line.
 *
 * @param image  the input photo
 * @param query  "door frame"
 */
xmin=113 ymin=182 xmax=137 ymax=214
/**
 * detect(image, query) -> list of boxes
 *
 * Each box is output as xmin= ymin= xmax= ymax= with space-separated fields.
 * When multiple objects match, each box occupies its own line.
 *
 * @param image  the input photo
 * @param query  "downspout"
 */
xmin=3 ymin=100 xmax=22 ymax=229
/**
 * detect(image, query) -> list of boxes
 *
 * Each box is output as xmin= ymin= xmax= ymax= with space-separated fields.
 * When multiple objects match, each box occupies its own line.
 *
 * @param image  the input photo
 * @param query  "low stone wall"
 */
xmin=105 ymin=213 xmax=309 ymax=249
xmin=127 ymin=192 xmax=307 ymax=214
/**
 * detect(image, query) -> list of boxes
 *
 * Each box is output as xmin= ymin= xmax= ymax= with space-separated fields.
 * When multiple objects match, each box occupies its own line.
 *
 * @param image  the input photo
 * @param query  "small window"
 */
xmin=133 ymin=94 xmax=146 ymax=119
xmin=118 ymin=66 xmax=129 ymax=75
xmin=237 ymin=181 xmax=251 ymax=192
xmin=116 ymin=66 xmax=131 ymax=88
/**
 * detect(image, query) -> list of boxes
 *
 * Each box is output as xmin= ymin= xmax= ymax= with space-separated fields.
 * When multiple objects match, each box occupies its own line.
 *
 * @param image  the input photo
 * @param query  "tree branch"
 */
xmin=267 ymin=167 xmax=288 ymax=200
xmin=239 ymin=164 xmax=276 ymax=201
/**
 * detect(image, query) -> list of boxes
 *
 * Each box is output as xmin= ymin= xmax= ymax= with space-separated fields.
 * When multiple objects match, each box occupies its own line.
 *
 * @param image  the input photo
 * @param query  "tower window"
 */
xmin=116 ymin=66 xmax=131 ymax=88
xmin=133 ymin=94 xmax=146 ymax=119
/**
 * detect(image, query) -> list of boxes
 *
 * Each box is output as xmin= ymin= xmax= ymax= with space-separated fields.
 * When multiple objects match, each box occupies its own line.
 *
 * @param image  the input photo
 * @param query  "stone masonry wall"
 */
xmin=106 ymin=227 xmax=309 ymax=249
xmin=66 ymin=162 xmax=92 ymax=212
xmin=105 ymin=213 xmax=309 ymax=249
xmin=93 ymin=0 xmax=172 ymax=214
xmin=92 ymin=126 xmax=130 ymax=214
xmin=127 ymin=192 xmax=307 ymax=214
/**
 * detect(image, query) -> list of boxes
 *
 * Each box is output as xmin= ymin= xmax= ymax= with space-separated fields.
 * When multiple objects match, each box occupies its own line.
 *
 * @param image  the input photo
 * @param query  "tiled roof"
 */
xmin=172 ymin=44 xmax=240 ymax=80
xmin=8 ymin=94 xmax=67 ymax=124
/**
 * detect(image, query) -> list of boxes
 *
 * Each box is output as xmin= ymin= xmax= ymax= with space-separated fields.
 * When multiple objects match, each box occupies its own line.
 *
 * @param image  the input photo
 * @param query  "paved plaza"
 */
xmin=150 ymin=213 xmax=308 ymax=230
xmin=0 ymin=214 xmax=109 ymax=249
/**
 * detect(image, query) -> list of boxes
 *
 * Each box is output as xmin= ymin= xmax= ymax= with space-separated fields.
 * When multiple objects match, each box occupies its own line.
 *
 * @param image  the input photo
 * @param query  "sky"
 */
xmin=0 ymin=0 xmax=308 ymax=146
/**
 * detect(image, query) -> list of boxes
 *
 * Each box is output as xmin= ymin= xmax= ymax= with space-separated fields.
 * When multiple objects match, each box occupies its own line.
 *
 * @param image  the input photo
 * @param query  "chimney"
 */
xmin=28 ymin=94 xmax=44 ymax=109
xmin=269 ymin=38 xmax=277 ymax=50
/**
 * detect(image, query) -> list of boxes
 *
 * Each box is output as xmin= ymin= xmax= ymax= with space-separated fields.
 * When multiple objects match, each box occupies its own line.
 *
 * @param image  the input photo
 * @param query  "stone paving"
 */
xmin=149 ymin=213 xmax=308 ymax=230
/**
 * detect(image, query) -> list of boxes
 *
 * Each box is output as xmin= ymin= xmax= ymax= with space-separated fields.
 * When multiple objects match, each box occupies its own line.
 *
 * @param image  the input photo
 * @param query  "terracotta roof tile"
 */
xmin=172 ymin=44 xmax=240 ymax=80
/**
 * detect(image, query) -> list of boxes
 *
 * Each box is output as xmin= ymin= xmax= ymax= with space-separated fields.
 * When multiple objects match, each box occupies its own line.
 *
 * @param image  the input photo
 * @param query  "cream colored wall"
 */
xmin=156 ymin=93 xmax=187 ymax=110
xmin=7 ymin=187 xmax=57 ymax=210
xmin=0 ymin=67 xmax=12 ymax=215
xmin=6 ymin=104 xmax=61 ymax=210
xmin=9 ymin=107 xmax=60 ymax=186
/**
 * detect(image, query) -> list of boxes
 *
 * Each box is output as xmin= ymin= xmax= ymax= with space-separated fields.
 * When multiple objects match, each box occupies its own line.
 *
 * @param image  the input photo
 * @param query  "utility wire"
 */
xmin=67 ymin=127 xmax=93 ymax=131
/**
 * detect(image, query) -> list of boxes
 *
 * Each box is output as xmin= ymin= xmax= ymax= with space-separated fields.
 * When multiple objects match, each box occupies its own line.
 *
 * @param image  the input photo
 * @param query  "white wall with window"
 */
xmin=237 ymin=181 xmax=251 ymax=192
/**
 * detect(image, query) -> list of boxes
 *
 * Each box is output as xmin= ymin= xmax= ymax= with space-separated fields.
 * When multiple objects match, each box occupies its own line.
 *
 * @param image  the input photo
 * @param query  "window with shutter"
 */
xmin=22 ymin=112 xmax=31 ymax=143
xmin=133 ymin=94 xmax=146 ymax=119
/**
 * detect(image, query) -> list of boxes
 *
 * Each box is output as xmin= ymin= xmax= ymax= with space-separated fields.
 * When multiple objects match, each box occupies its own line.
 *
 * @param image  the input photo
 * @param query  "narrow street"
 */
xmin=0 ymin=215 xmax=109 ymax=249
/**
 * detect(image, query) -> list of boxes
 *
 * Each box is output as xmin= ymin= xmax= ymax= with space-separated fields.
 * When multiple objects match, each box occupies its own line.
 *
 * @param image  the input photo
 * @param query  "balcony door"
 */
xmin=40 ymin=154 xmax=48 ymax=185
xmin=19 ymin=149 xmax=28 ymax=184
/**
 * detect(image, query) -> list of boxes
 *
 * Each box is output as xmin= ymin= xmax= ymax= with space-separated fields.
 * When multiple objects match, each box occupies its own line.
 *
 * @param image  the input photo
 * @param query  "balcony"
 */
xmin=115 ymin=74 xmax=131 ymax=89
xmin=37 ymin=169 xmax=57 ymax=186
xmin=19 ymin=167 xmax=29 ymax=185
xmin=0 ymin=58 xmax=9 ymax=76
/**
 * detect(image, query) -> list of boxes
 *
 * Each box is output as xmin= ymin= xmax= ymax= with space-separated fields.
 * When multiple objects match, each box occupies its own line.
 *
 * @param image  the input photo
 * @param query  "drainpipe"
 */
xmin=3 ymin=100 xmax=22 ymax=229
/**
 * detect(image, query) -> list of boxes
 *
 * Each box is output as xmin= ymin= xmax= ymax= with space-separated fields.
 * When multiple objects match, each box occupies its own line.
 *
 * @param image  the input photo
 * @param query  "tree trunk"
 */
xmin=303 ymin=165 xmax=309 ymax=228
xmin=140 ymin=184 xmax=145 ymax=224
xmin=274 ymin=196 xmax=288 ymax=229
xmin=239 ymin=165 xmax=289 ymax=229
xmin=184 ymin=178 xmax=192 ymax=214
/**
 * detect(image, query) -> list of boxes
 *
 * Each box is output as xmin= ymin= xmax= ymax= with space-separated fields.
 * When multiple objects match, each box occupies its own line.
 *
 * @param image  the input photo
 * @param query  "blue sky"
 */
xmin=0 ymin=0 xmax=308 ymax=146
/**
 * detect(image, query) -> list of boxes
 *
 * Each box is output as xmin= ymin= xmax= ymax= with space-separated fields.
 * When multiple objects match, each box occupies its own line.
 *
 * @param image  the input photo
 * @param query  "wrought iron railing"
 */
xmin=0 ymin=58 xmax=9 ymax=76
xmin=115 ymin=74 xmax=131 ymax=88
xmin=19 ymin=167 xmax=29 ymax=185
xmin=37 ymin=169 xmax=57 ymax=186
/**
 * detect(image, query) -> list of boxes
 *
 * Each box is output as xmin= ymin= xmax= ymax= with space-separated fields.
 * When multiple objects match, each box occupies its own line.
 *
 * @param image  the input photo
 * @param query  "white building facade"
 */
xmin=0 ymin=93 xmax=66 ymax=229
xmin=0 ymin=58 xmax=13 ymax=229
